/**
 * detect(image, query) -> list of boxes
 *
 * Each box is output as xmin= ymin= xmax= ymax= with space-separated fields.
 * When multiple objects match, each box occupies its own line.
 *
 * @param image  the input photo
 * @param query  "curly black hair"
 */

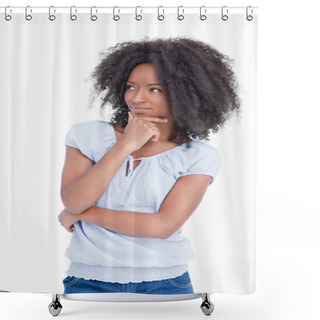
xmin=90 ymin=37 xmax=240 ymax=145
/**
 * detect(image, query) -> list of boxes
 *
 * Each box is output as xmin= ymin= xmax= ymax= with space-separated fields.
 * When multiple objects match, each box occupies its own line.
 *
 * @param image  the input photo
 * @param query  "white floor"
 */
xmin=1 ymin=239 xmax=319 ymax=320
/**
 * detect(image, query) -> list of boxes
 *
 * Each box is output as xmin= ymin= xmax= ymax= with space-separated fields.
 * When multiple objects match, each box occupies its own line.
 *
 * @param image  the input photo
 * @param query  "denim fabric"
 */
xmin=63 ymin=271 xmax=194 ymax=295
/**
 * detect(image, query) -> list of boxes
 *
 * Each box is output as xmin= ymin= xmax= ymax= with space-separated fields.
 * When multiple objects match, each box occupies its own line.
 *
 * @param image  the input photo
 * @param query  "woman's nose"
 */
xmin=132 ymin=89 xmax=146 ymax=103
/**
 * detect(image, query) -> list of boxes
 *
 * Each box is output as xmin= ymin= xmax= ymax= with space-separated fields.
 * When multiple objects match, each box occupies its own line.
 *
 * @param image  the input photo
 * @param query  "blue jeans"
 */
xmin=63 ymin=272 xmax=194 ymax=295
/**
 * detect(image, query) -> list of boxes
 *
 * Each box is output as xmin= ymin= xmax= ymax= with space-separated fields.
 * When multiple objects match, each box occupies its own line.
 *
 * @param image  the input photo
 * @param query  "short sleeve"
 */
xmin=65 ymin=121 xmax=115 ymax=162
xmin=178 ymin=142 xmax=221 ymax=185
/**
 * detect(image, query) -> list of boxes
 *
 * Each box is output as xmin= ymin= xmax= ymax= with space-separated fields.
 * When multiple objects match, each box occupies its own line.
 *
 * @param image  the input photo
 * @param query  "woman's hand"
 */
xmin=58 ymin=208 xmax=79 ymax=232
xmin=120 ymin=112 xmax=168 ymax=152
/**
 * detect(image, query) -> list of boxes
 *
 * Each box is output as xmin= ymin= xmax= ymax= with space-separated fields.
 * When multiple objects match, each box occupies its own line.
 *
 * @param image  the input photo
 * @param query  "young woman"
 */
xmin=58 ymin=38 xmax=240 ymax=295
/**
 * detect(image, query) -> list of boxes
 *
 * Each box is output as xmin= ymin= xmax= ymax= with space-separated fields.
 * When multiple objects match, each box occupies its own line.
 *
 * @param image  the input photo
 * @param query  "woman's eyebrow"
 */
xmin=126 ymin=80 xmax=162 ymax=86
xmin=147 ymin=83 xmax=162 ymax=86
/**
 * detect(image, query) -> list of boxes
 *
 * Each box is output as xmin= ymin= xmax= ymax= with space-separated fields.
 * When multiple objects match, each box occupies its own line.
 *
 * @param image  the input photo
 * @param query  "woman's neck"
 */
xmin=114 ymin=121 xmax=175 ymax=142
xmin=113 ymin=121 xmax=179 ymax=159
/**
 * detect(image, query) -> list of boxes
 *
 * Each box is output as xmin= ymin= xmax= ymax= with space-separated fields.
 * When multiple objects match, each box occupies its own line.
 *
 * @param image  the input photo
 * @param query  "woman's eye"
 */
xmin=126 ymin=85 xmax=134 ymax=90
xmin=150 ymin=88 xmax=162 ymax=92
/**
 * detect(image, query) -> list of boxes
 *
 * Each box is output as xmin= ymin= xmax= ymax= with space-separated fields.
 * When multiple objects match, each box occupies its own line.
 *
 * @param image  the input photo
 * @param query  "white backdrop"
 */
xmin=0 ymin=6 xmax=257 ymax=295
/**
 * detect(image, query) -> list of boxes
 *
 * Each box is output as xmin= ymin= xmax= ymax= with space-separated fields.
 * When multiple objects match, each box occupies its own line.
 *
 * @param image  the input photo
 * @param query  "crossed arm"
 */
xmin=59 ymin=165 xmax=211 ymax=239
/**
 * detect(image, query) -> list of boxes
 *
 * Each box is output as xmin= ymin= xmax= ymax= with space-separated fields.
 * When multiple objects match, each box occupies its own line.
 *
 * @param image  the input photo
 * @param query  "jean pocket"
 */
xmin=63 ymin=276 xmax=79 ymax=287
xmin=168 ymin=272 xmax=192 ymax=289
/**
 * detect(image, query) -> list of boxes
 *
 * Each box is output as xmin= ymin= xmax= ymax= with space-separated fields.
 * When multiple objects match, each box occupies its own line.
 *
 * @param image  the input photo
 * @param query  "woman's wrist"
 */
xmin=116 ymin=136 xmax=136 ymax=154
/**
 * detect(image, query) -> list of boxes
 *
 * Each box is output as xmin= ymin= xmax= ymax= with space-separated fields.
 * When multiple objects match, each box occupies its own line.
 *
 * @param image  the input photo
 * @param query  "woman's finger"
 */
xmin=130 ymin=116 xmax=168 ymax=123
xmin=150 ymin=129 xmax=161 ymax=141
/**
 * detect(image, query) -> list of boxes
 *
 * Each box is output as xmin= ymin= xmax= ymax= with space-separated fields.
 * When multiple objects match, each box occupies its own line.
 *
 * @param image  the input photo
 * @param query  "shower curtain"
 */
xmin=0 ymin=6 xmax=257 ymax=295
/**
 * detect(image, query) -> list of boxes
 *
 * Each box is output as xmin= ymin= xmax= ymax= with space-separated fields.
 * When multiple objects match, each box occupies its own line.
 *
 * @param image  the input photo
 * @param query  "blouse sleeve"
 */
xmin=65 ymin=120 xmax=114 ymax=162
xmin=178 ymin=142 xmax=221 ymax=185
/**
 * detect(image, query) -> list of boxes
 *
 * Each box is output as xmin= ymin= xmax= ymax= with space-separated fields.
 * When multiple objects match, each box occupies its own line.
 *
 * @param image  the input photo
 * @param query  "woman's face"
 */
xmin=124 ymin=63 xmax=172 ymax=120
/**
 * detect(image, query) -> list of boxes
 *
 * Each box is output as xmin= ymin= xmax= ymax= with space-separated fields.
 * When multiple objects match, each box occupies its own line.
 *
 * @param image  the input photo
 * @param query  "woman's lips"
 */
xmin=130 ymin=106 xmax=151 ymax=112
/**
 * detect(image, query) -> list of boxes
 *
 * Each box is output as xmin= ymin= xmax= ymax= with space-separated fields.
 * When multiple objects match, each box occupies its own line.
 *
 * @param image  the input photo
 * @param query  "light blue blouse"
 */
xmin=64 ymin=120 xmax=221 ymax=283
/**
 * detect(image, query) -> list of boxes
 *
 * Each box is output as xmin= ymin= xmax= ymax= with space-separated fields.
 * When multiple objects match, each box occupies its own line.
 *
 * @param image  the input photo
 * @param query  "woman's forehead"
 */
xmin=127 ymin=63 xmax=160 ymax=82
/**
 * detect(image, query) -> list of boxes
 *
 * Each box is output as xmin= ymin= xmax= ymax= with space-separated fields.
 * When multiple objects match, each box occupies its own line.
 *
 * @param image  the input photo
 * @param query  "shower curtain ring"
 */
xmin=200 ymin=6 xmax=207 ymax=21
xmin=246 ymin=6 xmax=254 ymax=21
xmin=157 ymin=6 xmax=165 ymax=21
xmin=25 ymin=6 xmax=32 ymax=21
xmin=91 ymin=6 xmax=98 ymax=21
xmin=113 ymin=6 xmax=120 ymax=21
xmin=221 ymin=6 xmax=228 ymax=21
xmin=135 ymin=6 xmax=142 ymax=21
xmin=49 ymin=6 xmax=56 ymax=21
xmin=70 ymin=6 xmax=77 ymax=21
xmin=5 ymin=6 xmax=12 ymax=21
xmin=177 ymin=6 xmax=184 ymax=21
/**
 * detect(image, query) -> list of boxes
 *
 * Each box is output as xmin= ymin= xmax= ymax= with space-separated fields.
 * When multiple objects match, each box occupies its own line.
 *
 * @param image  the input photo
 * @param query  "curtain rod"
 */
xmin=0 ymin=6 xmax=258 ymax=9
xmin=1 ymin=6 xmax=258 ymax=21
